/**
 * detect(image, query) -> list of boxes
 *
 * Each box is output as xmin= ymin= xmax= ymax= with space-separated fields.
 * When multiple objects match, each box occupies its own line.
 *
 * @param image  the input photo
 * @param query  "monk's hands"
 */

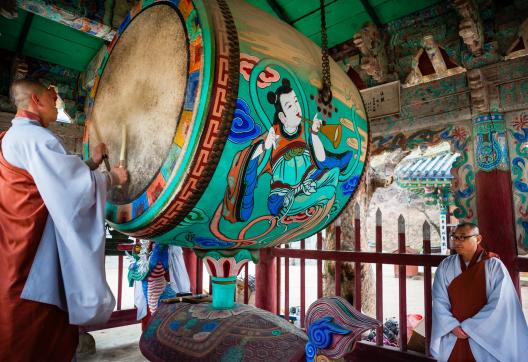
xmin=264 ymin=127 xmax=280 ymax=150
xmin=111 ymin=165 xmax=129 ymax=187
xmin=452 ymin=326 xmax=469 ymax=339
xmin=92 ymin=143 xmax=107 ymax=166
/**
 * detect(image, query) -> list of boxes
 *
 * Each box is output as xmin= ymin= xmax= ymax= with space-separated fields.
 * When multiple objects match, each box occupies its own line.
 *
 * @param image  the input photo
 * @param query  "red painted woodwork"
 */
xmin=423 ymin=234 xmax=433 ymax=357
xmin=300 ymin=239 xmax=306 ymax=328
xmin=270 ymin=249 xmax=446 ymax=266
xmin=317 ymin=232 xmax=323 ymax=299
xmin=285 ymin=244 xmax=290 ymax=322
xmin=276 ymin=250 xmax=281 ymax=315
xmin=255 ymin=248 xmax=277 ymax=313
xmin=117 ymin=255 xmax=123 ymax=310
xmin=196 ymin=257 xmax=203 ymax=294
xmin=375 ymin=221 xmax=383 ymax=346
xmin=81 ymin=309 xmax=139 ymax=332
xmin=244 ymin=264 xmax=249 ymax=304
xmin=354 ymin=216 xmax=361 ymax=311
xmin=475 ymin=171 xmax=519 ymax=290
xmin=346 ymin=341 xmax=436 ymax=362
xmin=335 ymin=225 xmax=342 ymax=297
xmin=398 ymin=228 xmax=407 ymax=351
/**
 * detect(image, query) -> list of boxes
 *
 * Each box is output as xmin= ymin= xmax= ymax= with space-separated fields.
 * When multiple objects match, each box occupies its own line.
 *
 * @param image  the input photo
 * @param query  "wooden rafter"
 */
xmin=359 ymin=0 xmax=382 ymax=28
xmin=266 ymin=0 xmax=291 ymax=24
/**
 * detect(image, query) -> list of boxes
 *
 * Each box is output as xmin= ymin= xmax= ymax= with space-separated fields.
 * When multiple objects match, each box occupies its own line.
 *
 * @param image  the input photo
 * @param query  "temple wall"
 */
xmin=366 ymin=56 xmax=528 ymax=254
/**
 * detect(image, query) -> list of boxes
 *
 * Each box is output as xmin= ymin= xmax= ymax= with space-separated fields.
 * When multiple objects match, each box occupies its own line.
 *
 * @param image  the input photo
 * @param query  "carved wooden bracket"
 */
xmin=0 ymin=0 xmax=17 ymax=19
xmin=454 ymin=0 xmax=484 ymax=57
xmin=352 ymin=22 xmax=388 ymax=83
xmin=403 ymin=35 xmax=466 ymax=87
xmin=505 ymin=18 xmax=528 ymax=60
xmin=11 ymin=55 xmax=28 ymax=81
xmin=467 ymin=69 xmax=488 ymax=114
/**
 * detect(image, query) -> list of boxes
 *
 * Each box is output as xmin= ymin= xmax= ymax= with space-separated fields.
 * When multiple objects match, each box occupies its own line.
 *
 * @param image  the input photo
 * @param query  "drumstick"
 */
xmin=119 ymin=124 xmax=127 ymax=167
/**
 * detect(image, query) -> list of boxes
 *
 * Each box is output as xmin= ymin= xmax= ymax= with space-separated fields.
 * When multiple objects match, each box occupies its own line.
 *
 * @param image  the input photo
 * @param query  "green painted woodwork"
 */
xmin=0 ymin=1 xmax=441 ymax=73
xmin=0 ymin=8 xmax=103 ymax=71
xmin=0 ymin=9 xmax=28 ymax=52
xmin=247 ymin=0 xmax=443 ymax=47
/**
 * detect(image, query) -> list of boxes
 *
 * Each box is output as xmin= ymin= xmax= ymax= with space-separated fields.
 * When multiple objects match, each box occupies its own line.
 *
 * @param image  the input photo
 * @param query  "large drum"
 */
xmin=87 ymin=0 xmax=369 ymax=251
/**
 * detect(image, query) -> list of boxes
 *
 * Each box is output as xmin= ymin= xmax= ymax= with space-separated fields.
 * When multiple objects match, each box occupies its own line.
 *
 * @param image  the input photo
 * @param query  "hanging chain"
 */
xmin=320 ymin=0 xmax=332 ymax=104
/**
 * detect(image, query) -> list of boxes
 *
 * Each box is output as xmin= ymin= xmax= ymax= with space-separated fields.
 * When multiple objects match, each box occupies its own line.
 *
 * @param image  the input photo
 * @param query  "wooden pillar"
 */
xmin=473 ymin=113 xmax=519 ymax=290
xmin=255 ymin=248 xmax=277 ymax=313
xmin=182 ymin=247 xmax=197 ymax=294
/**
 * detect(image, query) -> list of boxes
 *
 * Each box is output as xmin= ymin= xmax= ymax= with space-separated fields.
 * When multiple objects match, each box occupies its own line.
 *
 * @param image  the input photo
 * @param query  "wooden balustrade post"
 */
xmin=300 ymin=239 xmax=306 ymax=328
xmin=317 ymin=232 xmax=323 ymax=299
xmin=196 ymin=257 xmax=203 ymax=295
xmin=335 ymin=219 xmax=342 ymax=297
xmin=284 ymin=244 xmax=290 ymax=321
xmin=398 ymin=215 xmax=408 ymax=351
xmin=423 ymin=221 xmax=433 ymax=357
xmin=244 ymin=264 xmax=249 ymax=304
xmin=117 ymin=255 xmax=123 ymax=310
xmin=375 ymin=208 xmax=383 ymax=346
xmin=354 ymin=203 xmax=362 ymax=312
xmin=255 ymin=247 xmax=277 ymax=313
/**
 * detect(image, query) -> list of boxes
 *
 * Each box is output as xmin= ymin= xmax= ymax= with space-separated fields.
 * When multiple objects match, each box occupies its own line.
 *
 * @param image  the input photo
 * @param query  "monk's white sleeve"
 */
xmin=18 ymin=129 xmax=115 ymax=325
xmin=431 ymin=259 xmax=460 ymax=359
xmin=461 ymin=258 xmax=528 ymax=361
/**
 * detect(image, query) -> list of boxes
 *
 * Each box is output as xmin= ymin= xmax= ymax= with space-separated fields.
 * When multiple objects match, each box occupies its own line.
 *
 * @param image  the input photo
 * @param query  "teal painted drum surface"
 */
xmin=86 ymin=0 xmax=369 ymax=250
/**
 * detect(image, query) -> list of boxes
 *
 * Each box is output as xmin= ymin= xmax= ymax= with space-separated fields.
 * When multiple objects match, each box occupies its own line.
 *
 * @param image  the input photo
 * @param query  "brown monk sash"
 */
xmin=0 ymin=131 xmax=78 ymax=361
xmin=446 ymin=246 xmax=493 ymax=362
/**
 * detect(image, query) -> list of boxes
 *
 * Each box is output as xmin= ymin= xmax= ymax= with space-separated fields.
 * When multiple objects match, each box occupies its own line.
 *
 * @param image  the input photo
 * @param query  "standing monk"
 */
xmin=431 ymin=222 xmax=528 ymax=361
xmin=0 ymin=79 xmax=128 ymax=361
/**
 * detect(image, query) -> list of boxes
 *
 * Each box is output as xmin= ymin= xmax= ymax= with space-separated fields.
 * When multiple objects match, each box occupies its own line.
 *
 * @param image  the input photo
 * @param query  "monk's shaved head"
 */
xmin=455 ymin=222 xmax=480 ymax=235
xmin=10 ymin=79 xmax=47 ymax=109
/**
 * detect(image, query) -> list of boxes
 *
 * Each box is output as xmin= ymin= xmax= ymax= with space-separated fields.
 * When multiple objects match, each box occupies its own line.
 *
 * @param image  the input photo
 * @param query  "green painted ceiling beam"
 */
xmin=248 ymin=0 xmax=442 ymax=47
xmin=0 ymin=1 xmax=443 ymax=73
xmin=15 ymin=12 xmax=33 ymax=54
xmin=0 ymin=8 xmax=104 ymax=71
xmin=0 ymin=9 xmax=27 ymax=52
xmin=266 ymin=0 xmax=291 ymax=23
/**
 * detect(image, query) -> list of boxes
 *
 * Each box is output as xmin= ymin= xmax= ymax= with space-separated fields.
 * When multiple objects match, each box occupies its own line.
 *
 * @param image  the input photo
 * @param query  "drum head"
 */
xmin=90 ymin=4 xmax=188 ymax=202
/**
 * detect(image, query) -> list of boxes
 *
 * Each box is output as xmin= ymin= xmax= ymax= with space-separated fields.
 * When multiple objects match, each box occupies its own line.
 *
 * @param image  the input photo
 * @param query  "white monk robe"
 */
xmin=169 ymin=245 xmax=191 ymax=294
xmin=2 ymin=117 xmax=115 ymax=325
xmin=431 ymin=253 xmax=528 ymax=361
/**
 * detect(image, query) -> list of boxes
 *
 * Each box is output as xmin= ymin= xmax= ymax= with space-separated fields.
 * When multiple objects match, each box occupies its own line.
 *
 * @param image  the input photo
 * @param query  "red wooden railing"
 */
xmin=194 ymin=204 xmax=525 ymax=359
xmin=265 ymin=212 xmax=445 ymax=357
xmin=87 ymin=207 xmax=528 ymax=361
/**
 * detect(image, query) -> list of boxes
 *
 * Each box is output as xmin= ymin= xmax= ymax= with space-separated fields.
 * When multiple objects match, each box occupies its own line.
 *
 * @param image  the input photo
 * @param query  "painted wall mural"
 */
xmin=86 ymin=0 xmax=369 ymax=252
xmin=371 ymin=125 xmax=476 ymax=222
xmin=473 ymin=114 xmax=510 ymax=172
xmin=18 ymin=0 xmax=116 ymax=40
xmin=507 ymin=110 xmax=528 ymax=253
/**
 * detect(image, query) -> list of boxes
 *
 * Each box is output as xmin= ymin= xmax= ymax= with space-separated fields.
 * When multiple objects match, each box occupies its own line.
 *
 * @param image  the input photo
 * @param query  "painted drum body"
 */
xmin=87 ymin=0 xmax=369 ymax=251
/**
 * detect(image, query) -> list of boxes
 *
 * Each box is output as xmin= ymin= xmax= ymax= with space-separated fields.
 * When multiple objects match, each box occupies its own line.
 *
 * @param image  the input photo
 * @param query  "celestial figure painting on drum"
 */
xmin=221 ymin=77 xmax=353 ymax=243
xmin=85 ymin=0 xmax=368 ymax=315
